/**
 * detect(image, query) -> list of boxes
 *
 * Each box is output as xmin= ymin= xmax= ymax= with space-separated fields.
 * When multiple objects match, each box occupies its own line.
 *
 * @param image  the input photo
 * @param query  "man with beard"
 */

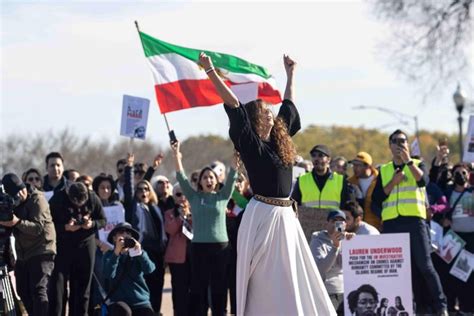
xmin=292 ymin=145 xmax=351 ymax=209
xmin=372 ymin=129 xmax=448 ymax=316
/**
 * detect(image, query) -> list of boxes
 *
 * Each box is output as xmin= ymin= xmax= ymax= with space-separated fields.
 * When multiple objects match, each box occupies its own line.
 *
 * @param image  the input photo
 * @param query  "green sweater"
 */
xmin=177 ymin=168 xmax=237 ymax=243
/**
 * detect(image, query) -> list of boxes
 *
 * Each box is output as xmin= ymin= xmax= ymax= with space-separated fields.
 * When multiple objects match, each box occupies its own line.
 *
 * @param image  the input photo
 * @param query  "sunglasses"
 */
xmin=391 ymin=138 xmax=408 ymax=145
xmin=191 ymin=178 xmax=199 ymax=182
xmin=134 ymin=170 xmax=145 ymax=175
xmin=175 ymin=192 xmax=183 ymax=197
xmin=136 ymin=186 xmax=150 ymax=192
xmin=27 ymin=176 xmax=41 ymax=182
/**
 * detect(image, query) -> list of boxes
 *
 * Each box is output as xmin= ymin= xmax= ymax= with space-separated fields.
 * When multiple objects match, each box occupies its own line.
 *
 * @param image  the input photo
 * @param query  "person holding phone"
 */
xmin=102 ymin=222 xmax=156 ymax=316
xmin=310 ymin=210 xmax=355 ymax=315
xmin=372 ymin=129 xmax=448 ymax=316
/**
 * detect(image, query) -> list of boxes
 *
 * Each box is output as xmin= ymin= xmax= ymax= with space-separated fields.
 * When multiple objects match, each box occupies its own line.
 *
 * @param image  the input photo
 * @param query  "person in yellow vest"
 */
xmin=347 ymin=152 xmax=382 ymax=231
xmin=292 ymin=145 xmax=351 ymax=209
xmin=372 ymin=129 xmax=448 ymax=316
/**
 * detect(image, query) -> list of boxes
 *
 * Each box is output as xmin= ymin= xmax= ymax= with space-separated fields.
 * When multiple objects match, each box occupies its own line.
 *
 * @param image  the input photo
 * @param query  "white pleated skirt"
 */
xmin=236 ymin=198 xmax=337 ymax=316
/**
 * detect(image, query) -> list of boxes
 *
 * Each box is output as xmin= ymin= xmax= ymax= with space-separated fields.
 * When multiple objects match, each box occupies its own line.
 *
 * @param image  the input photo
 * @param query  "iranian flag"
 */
xmin=139 ymin=31 xmax=282 ymax=114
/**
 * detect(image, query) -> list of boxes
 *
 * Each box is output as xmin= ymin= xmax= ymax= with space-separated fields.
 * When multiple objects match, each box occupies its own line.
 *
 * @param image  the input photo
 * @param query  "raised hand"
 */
xmin=126 ymin=153 xmax=135 ymax=167
xmin=199 ymin=52 xmax=213 ymax=70
xmin=171 ymin=141 xmax=182 ymax=159
xmin=152 ymin=153 xmax=164 ymax=169
xmin=283 ymin=54 xmax=296 ymax=76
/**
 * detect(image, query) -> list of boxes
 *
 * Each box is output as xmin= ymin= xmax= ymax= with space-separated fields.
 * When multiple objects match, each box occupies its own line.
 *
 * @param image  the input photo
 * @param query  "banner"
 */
xmin=463 ymin=115 xmax=474 ymax=162
xmin=342 ymin=233 xmax=413 ymax=316
xmin=120 ymin=94 xmax=150 ymax=140
xmin=98 ymin=204 xmax=125 ymax=247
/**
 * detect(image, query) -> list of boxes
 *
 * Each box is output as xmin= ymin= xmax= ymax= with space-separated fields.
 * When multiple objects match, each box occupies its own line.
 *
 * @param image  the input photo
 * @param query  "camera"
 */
xmin=123 ymin=237 xmax=136 ymax=248
xmin=0 ymin=187 xmax=19 ymax=222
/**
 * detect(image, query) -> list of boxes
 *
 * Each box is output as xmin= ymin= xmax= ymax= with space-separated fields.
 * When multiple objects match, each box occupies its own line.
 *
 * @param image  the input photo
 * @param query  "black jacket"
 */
xmin=49 ymin=189 xmax=106 ymax=245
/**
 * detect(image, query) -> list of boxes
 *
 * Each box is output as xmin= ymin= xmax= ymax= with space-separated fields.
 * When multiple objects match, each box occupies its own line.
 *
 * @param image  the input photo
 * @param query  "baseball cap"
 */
xmin=327 ymin=210 xmax=347 ymax=222
xmin=350 ymin=152 xmax=373 ymax=166
xmin=310 ymin=145 xmax=331 ymax=157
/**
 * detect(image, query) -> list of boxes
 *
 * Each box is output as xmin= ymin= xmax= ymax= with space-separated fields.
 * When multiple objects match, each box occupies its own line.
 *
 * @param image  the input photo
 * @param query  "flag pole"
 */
xmin=134 ymin=20 xmax=175 ymax=141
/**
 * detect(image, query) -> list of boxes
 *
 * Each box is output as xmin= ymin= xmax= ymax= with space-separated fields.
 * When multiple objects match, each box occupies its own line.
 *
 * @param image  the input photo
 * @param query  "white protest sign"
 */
xmin=463 ymin=115 xmax=474 ymax=162
xmin=449 ymin=249 xmax=474 ymax=282
xmin=98 ymin=204 xmax=125 ymax=246
xmin=342 ymin=233 xmax=413 ymax=316
xmin=436 ymin=229 xmax=466 ymax=264
xmin=120 ymin=95 xmax=150 ymax=140
xmin=410 ymin=137 xmax=421 ymax=157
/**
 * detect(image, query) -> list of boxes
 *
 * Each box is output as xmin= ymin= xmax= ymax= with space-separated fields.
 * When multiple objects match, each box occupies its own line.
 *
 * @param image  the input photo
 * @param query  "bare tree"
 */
xmin=371 ymin=0 xmax=473 ymax=97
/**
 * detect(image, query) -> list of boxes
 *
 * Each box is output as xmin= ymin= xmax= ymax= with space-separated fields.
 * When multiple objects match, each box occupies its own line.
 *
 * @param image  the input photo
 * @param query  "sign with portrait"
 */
xmin=120 ymin=94 xmax=150 ymax=140
xmin=98 ymin=204 xmax=125 ymax=247
xmin=342 ymin=233 xmax=413 ymax=316
xmin=449 ymin=249 xmax=474 ymax=282
xmin=463 ymin=115 xmax=474 ymax=162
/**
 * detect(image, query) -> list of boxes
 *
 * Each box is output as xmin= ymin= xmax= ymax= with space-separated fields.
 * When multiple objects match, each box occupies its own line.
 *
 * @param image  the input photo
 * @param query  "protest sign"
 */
xmin=342 ymin=233 xmax=413 ymax=316
xmin=463 ymin=115 xmax=474 ymax=162
xmin=120 ymin=95 xmax=150 ymax=140
xmin=98 ymin=204 xmax=125 ymax=246
xmin=450 ymin=249 xmax=474 ymax=282
xmin=436 ymin=229 xmax=466 ymax=264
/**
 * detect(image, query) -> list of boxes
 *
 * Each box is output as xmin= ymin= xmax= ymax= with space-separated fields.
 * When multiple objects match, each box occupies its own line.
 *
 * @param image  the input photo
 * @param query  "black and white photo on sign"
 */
xmin=342 ymin=234 xmax=413 ymax=316
xmin=449 ymin=249 xmax=474 ymax=282
xmin=120 ymin=94 xmax=150 ymax=140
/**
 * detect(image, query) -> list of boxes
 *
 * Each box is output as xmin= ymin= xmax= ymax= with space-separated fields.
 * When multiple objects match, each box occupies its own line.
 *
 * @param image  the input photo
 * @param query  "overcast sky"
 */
xmin=2 ymin=1 xmax=473 ymax=148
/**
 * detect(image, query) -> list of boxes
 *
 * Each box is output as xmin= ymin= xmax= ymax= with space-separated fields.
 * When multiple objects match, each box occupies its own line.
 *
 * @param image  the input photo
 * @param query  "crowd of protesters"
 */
xmin=0 ymin=54 xmax=472 ymax=315
xmin=1 ymin=127 xmax=472 ymax=316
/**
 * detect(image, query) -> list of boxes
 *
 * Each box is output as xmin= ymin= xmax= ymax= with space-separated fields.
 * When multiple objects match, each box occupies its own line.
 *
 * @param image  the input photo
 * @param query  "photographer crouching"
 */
xmin=48 ymin=182 xmax=106 ymax=316
xmin=0 ymin=173 xmax=56 ymax=316
xmin=102 ymin=222 xmax=155 ymax=316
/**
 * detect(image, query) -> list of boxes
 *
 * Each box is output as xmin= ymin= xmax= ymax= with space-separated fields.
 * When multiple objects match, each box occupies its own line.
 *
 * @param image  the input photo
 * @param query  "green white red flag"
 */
xmin=139 ymin=31 xmax=282 ymax=114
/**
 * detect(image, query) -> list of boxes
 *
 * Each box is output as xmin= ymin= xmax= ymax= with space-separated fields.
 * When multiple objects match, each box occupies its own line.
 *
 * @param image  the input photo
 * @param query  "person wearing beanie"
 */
xmin=0 ymin=173 xmax=56 ymax=316
xmin=48 ymin=182 xmax=106 ymax=316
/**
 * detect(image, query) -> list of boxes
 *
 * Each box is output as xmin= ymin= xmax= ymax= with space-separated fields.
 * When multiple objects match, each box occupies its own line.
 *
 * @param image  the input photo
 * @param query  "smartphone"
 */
xmin=169 ymin=130 xmax=178 ymax=144
xmin=335 ymin=221 xmax=345 ymax=233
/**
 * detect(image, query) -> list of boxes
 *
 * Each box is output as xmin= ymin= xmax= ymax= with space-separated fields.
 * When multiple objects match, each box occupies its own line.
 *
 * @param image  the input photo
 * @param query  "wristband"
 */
xmin=406 ymin=160 xmax=414 ymax=166
xmin=205 ymin=67 xmax=215 ymax=74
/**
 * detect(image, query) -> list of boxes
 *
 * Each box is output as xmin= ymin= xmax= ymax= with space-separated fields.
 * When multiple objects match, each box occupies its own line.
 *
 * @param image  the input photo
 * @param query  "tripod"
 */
xmin=0 ymin=265 xmax=16 ymax=316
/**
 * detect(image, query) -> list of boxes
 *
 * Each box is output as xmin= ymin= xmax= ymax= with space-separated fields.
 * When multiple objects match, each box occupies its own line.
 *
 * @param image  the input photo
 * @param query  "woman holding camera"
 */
xmin=171 ymin=141 xmax=237 ymax=316
xmin=123 ymin=153 xmax=167 ymax=315
xmin=103 ymin=222 xmax=155 ymax=316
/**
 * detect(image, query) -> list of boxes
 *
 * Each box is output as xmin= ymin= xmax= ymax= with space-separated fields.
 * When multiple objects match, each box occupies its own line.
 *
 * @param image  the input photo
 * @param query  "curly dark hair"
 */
xmin=347 ymin=284 xmax=379 ymax=313
xmin=244 ymin=99 xmax=297 ymax=166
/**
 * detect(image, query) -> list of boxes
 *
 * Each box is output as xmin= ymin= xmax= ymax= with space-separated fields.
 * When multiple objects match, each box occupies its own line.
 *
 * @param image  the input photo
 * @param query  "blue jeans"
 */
xmin=383 ymin=217 xmax=447 ymax=312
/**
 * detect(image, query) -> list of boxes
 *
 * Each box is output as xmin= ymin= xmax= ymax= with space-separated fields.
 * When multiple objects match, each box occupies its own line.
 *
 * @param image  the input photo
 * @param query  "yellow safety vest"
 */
xmin=299 ymin=172 xmax=343 ymax=209
xmin=380 ymin=160 xmax=427 ymax=221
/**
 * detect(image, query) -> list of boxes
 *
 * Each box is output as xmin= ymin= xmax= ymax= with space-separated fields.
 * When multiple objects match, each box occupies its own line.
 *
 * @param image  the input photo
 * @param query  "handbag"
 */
xmin=92 ymin=256 xmax=130 ymax=316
